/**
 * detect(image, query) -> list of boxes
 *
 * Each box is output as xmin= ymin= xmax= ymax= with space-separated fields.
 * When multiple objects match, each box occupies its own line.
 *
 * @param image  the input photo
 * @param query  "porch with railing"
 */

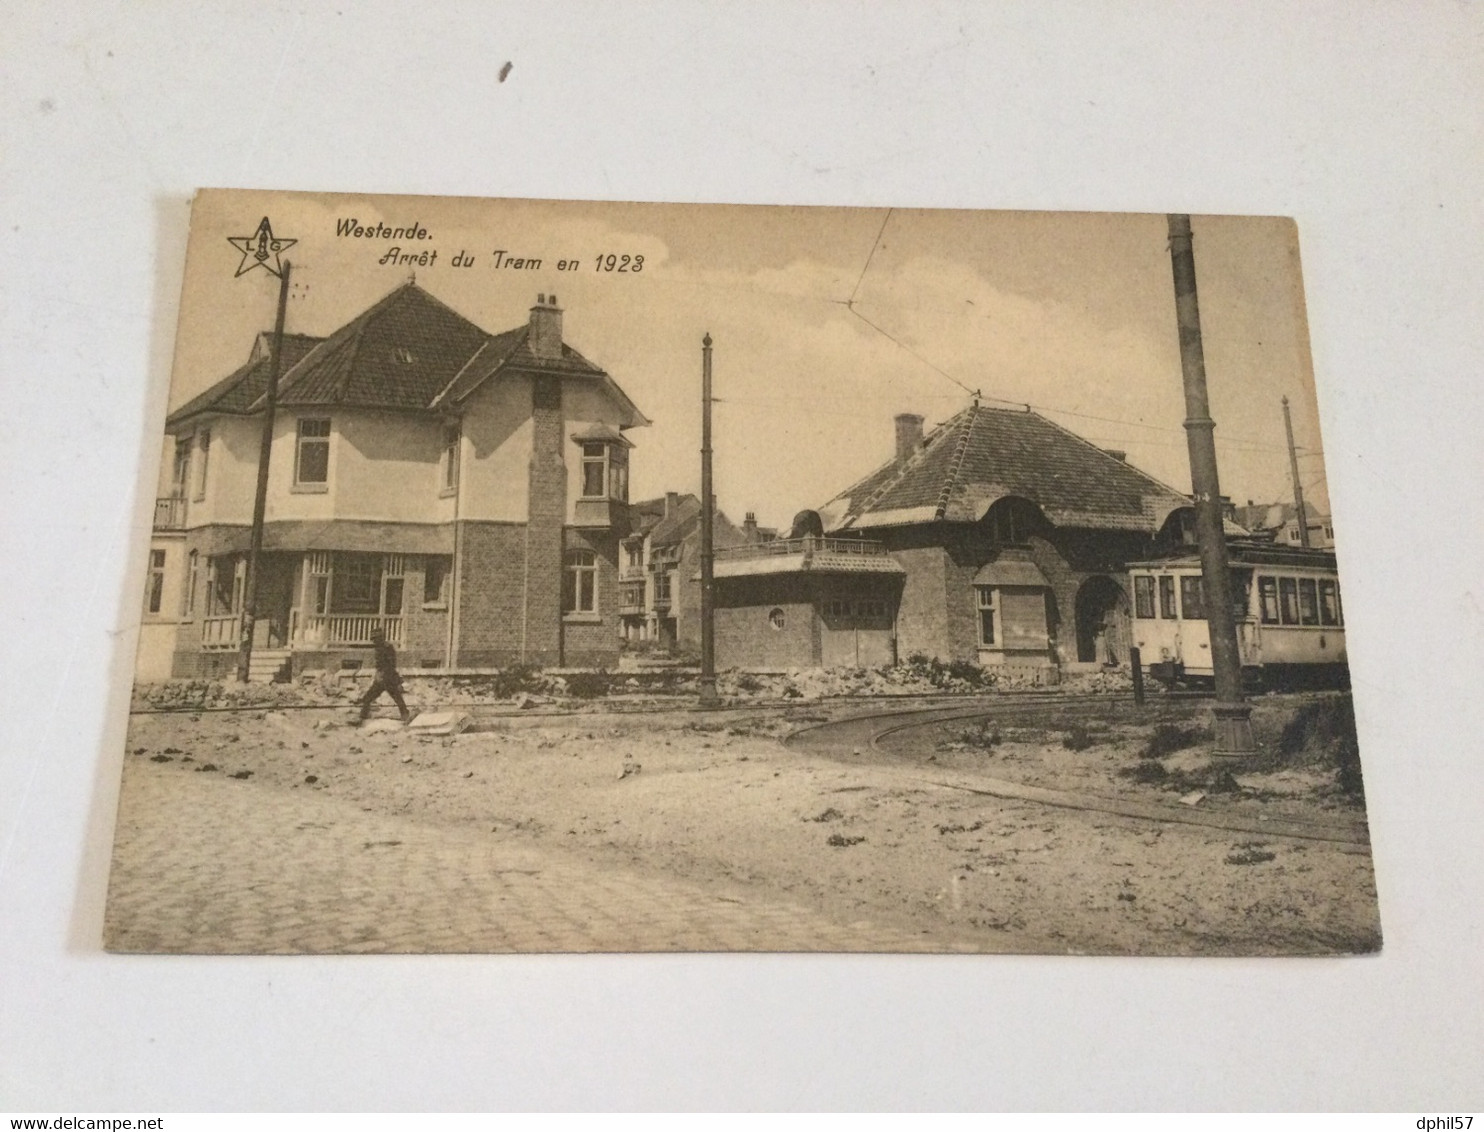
xmin=201 ymin=612 xmax=404 ymax=650
xmin=154 ymin=496 xmax=187 ymax=529
xmin=201 ymin=614 xmax=241 ymax=650
xmin=294 ymin=613 xmax=404 ymax=647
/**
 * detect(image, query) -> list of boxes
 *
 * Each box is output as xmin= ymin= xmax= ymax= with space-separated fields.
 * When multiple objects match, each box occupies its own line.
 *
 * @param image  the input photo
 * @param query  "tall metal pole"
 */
xmin=698 ymin=332 xmax=720 ymax=708
xmin=1167 ymin=217 xmax=1253 ymax=755
xmin=237 ymin=261 xmax=292 ymax=683
xmin=1282 ymin=395 xmax=1311 ymax=548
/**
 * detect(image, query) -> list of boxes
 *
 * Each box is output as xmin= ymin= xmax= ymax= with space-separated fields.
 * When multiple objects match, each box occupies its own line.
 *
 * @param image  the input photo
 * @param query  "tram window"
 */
xmin=1298 ymin=578 xmax=1320 ymax=625
xmin=1159 ymin=575 xmax=1177 ymax=620
xmin=1134 ymin=576 xmax=1155 ymax=619
xmin=1179 ymin=575 xmax=1206 ymax=620
xmin=1259 ymin=577 xmax=1280 ymax=624
xmin=1278 ymin=577 xmax=1300 ymax=625
xmin=1319 ymin=579 xmax=1342 ymax=626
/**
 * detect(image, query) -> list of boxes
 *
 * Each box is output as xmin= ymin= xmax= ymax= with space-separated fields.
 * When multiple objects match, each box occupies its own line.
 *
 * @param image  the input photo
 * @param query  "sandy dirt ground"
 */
xmin=106 ymin=689 xmax=1381 ymax=956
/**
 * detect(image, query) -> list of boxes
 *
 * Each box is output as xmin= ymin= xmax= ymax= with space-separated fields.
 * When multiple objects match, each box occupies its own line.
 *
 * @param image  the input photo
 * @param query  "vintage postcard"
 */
xmin=105 ymin=190 xmax=1378 ymax=955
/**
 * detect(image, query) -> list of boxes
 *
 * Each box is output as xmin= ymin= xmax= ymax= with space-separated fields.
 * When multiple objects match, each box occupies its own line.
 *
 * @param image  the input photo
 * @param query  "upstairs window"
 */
xmin=579 ymin=441 xmax=629 ymax=502
xmin=171 ymin=438 xmax=192 ymax=498
xmin=295 ymin=418 xmax=331 ymax=486
xmin=652 ymin=568 xmax=672 ymax=604
xmin=563 ymin=549 xmax=598 ymax=615
xmin=194 ymin=429 xmax=211 ymax=500
xmin=440 ymin=424 xmax=460 ymax=494
xmin=581 ymin=443 xmax=606 ymax=497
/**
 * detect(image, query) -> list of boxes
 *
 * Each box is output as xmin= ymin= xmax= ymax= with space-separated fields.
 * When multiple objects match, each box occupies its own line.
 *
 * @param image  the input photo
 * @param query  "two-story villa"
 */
xmin=152 ymin=284 xmax=647 ymax=680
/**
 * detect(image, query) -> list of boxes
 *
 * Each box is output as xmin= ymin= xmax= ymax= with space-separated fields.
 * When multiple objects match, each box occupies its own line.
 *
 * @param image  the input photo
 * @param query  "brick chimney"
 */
xmin=742 ymin=511 xmax=758 ymax=542
xmin=1102 ymin=448 xmax=1127 ymax=463
xmin=894 ymin=413 xmax=925 ymax=465
xmin=528 ymin=293 xmax=563 ymax=361
xmin=665 ymin=491 xmax=679 ymax=518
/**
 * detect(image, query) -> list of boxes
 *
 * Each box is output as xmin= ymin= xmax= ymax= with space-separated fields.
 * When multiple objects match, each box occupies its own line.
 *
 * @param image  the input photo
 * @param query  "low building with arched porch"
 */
xmin=715 ymin=403 xmax=1211 ymax=678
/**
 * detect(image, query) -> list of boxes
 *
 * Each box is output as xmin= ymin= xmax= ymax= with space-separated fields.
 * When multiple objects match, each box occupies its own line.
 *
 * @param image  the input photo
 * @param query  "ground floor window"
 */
xmin=145 ymin=549 xmax=166 ymax=614
xmin=184 ymin=550 xmax=199 ymax=615
xmin=423 ymin=556 xmax=451 ymax=607
xmin=1159 ymin=575 xmax=1177 ymax=619
xmin=976 ymin=587 xmax=997 ymax=646
xmin=563 ymin=549 xmax=598 ymax=614
xmin=978 ymin=585 xmax=1051 ymax=651
xmin=206 ymin=555 xmax=243 ymax=615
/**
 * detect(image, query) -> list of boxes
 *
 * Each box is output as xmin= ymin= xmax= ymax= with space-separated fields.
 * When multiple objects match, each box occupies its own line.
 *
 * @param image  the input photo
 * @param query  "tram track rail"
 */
xmin=782 ymin=690 xmax=1370 ymax=849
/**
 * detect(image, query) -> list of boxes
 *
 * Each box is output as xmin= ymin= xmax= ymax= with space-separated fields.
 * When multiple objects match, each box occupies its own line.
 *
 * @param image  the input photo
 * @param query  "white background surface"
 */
xmin=2 ymin=0 xmax=1481 ymax=1111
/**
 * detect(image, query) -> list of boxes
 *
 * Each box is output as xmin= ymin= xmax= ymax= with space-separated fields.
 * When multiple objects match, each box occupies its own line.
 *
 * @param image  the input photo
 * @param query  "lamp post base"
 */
xmin=1210 ymin=702 xmax=1255 ymax=758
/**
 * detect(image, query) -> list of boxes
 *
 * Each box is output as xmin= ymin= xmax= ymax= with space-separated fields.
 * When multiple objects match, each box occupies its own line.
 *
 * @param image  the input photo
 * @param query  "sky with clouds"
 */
xmin=172 ymin=192 xmax=1329 ymax=532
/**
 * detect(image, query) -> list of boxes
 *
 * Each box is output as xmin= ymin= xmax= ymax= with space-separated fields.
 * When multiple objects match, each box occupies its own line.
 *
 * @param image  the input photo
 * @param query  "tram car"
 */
xmin=1127 ymin=542 xmax=1348 ymax=691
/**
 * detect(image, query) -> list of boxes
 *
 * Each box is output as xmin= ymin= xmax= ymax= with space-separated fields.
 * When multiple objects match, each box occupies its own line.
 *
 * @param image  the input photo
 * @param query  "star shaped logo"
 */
xmin=228 ymin=216 xmax=297 ymax=278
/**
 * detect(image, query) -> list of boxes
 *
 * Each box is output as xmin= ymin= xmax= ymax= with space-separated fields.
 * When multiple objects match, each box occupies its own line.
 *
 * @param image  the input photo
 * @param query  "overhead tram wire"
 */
xmin=823 ymin=207 xmax=1324 ymax=458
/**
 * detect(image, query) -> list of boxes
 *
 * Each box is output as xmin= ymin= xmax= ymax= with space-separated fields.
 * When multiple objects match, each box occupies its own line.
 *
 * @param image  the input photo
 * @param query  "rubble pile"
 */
xmin=131 ymin=679 xmax=349 ymax=712
xmin=1059 ymin=668 xmax=1135 ymax=695
xmin=134 ymin=657 xmax=1134 ymax=713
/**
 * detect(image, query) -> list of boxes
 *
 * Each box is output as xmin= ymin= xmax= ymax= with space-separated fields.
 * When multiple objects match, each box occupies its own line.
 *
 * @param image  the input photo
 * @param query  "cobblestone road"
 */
xmin=104 ymin=762 xmax=944 ymax=953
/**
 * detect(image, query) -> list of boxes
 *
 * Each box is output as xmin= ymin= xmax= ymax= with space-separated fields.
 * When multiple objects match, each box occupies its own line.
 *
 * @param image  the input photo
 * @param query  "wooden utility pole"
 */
xmin=698 ymin=332 xmax=720 ymax=708
xmin=237 ymin=261 xmax=292 ymax=684
xmin=1282 ymin=395 xmax=1311 ymax=548
xmin=1166 ymin=216 xmax=1253 ymax=755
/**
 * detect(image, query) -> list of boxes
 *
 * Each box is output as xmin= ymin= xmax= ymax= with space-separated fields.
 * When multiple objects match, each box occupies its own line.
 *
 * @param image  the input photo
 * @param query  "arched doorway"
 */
xmin=1074 ymin=575 xmax=1130 ymax=665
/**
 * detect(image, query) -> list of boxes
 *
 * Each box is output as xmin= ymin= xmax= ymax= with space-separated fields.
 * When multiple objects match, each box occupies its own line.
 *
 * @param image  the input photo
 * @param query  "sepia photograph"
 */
xmin=105 ymin=189 xmax=1379 ymax=956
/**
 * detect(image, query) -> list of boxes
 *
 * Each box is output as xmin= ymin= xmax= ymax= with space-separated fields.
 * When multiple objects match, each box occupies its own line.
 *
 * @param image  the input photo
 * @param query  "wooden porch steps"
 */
xmin=247 ymin=648 xmax=291 ymax=684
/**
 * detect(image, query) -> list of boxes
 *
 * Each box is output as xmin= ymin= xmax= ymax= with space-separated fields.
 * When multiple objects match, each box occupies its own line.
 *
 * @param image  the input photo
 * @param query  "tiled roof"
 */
xmin=826 ymin=403 xmax=1192 ymax=534
xmin=649 ymin=495 xmax=701 ymax=547
xmin=166 ymin=334 xmax=322 ymax=425
xmin=167 ymin=283 xmax=646 ymax=426
xmin=273 ymin=285 xmax=491 ymax=410
xmin=645 ymin=494 xmax=748 ymax=550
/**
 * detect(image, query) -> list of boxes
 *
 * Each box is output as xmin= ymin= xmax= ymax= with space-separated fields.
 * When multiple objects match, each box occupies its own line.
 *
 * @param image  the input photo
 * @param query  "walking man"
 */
xmin=358 ymin=628 xmax=412 ymax=723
